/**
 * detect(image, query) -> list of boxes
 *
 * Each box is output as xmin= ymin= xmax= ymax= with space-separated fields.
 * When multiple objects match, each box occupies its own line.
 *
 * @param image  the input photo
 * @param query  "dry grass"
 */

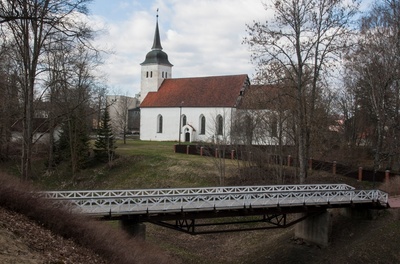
xmin=0 ymin=172 xmax=175 ymax=264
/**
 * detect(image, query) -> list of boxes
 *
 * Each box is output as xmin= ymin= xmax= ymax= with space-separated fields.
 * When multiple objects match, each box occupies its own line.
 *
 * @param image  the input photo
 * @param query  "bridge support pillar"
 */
xmin=340 ymin=207 xmax=379 ymax=220
xmin=295 ymin=210 xmax=332 ymax=247
xmin=120 ymin=218 xmax=146 ymax=240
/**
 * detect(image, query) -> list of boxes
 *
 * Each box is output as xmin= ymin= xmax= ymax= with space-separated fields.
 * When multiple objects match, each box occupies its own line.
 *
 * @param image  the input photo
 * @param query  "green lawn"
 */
xmin=3 ymin=140 xmax=368 ymax=192
xmin=33 ymin=140 xmax=224 ymax=190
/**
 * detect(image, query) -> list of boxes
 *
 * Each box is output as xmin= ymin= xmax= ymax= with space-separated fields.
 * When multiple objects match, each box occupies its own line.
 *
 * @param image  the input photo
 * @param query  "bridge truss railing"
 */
xmin=43 ymin=184 xmax=354 ymax=199
xmin=43 ymin=184 xmax=388 ymax=215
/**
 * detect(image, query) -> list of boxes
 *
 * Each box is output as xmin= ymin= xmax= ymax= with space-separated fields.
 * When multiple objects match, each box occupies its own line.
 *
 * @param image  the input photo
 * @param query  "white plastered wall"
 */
xmin=140 ymin=64 xmax=172 ymax=101
xmin=140 ymin=107 xmax=234 ymax=142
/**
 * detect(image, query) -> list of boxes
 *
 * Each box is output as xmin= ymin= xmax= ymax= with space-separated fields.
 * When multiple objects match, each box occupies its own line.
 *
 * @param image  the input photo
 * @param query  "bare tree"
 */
xmin=198 ymin=109 xmax=233 ymax=185
xmin=0 ymin=0 xmax=94 ymax=179
xmin=55 ymin=44 xmax=99 ymax=178
xmin=108 ymin=95 xmax=136 ymax=144
xmin=344 ymin=0 xmax=400 ymax=172
xmin=42 ymin=38 xmax=101 ymax=177
xmin=0 ymin=43 xmax=20 ymax=160
xmin=244 ymin=0 xmax=359 ymax=183
xmin=232 ymin=84 xmax=288 ymax=183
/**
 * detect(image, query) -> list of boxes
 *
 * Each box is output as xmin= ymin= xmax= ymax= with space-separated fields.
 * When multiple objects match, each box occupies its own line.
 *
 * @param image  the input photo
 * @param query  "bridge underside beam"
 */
xmin=103 ymin=204 xmax=330 ymax=222
xmin=100 ymin=203 xmax=385 ymax=238
xmin=148 ymin=212 xmax=317 ymax=235
xmin=100 ymin=202 xmax=384 ymax=223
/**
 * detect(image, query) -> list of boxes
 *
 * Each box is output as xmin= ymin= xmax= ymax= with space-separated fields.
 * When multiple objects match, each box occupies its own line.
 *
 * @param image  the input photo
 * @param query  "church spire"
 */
xmin=139 ymin=8 xmax=173 ymax=101
xmin=152 ymin=9 xmax=162 ymax=50
xmin=141 ymin=9 xmax=172 ymax=67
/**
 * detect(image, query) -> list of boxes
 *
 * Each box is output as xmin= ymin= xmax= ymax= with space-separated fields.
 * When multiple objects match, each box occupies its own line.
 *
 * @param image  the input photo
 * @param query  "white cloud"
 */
xmin=89 ymin=0 xmax=370 ymax=96
xmin=90 ymin=0 xmax=269 ymax=96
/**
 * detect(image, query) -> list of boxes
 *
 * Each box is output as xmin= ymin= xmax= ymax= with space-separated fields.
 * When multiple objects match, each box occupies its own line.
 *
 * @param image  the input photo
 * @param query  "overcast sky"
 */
xmin=88 ymin=0 xmax=374 ymax=97
xmin=87 ymin=0 xmax=271 ymax=96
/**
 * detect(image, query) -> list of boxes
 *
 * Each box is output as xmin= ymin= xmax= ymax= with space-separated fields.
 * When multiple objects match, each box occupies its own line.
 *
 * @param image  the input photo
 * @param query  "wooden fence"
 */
xmin=174 ymin=144 xmax=397 ymax=183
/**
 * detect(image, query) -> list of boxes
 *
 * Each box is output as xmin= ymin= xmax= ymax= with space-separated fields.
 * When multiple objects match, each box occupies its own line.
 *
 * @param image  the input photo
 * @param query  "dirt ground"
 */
xmin=145 ymin=208 xmax=400 ymax=264
xmin=0 ymin=207 xmax=106 ymax=264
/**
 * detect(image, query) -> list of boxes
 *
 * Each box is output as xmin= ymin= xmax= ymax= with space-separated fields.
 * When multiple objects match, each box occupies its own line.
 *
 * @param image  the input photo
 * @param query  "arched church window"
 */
xmin=166 ymin=72 xmax=168 ymax=78
xmin=146 ymin=71 xmax=149 ymax=78
xmin=182 ymin=115 xmax=187 ymax=126
xmin=216 ymin=115 xmax=223 ymax=135
xmin=157 ymin=114 xmax=163 ymax=133
xmin=150 ymin=71 xmax=153 ymax=78
xmin=200 ymin=115 xmax=206 ymax=135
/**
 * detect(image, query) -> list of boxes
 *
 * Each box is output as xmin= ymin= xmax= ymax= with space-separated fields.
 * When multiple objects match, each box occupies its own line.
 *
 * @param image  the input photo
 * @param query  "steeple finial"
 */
xmin=152 ymin=8 xmax=162 ymax=50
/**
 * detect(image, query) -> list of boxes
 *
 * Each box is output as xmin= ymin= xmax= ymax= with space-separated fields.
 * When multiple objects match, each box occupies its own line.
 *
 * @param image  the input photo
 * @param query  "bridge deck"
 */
xmin=44 ymin=184 xmax=388 ymax=218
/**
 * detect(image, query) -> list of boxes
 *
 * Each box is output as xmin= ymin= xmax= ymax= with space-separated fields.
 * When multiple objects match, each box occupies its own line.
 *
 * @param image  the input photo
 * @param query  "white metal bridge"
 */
xmin=44 ymin=184 xmax=388 ymax=217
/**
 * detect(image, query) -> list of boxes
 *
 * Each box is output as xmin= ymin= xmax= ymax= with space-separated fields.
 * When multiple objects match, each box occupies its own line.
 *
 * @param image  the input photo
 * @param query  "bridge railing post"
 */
xmin=358 ymin=167 xmax=363 ymax=181
xmin=332 ymin=161 xmax=337 ymax=175
xmin=385 ymin=170 xmax=390 ymax=183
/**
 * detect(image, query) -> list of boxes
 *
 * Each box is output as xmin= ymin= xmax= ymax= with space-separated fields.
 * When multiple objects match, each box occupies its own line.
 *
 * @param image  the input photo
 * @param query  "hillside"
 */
xmin=145 ymin=207 xmax=400 ymax=263
xmin=0 ymin=206 xmax=106 ymax=263
xmin=0 ymin=173 xmax=176 ymax=264
xmin=2 ymin=184 xmax=399 ymax=264
xmin=1 ymin=140 xmax=400 ymax=263
xmin=2 ymin=177 xmax=400 ymax=264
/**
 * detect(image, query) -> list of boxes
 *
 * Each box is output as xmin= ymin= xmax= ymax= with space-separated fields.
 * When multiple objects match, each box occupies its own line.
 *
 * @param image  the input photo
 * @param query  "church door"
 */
xmin=185 ymin=131 xmax=190 ymax=142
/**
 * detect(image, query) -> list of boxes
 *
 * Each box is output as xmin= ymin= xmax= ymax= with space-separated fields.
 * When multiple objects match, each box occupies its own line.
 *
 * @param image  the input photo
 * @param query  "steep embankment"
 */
xmin=1 ymin=168 xmax=400 ymax=264
xmin=0 ymin=206 xmax=106 ymax=263
xmin=143 ymin=203 xmax=400 ymax=264
xmin=0 ymin=173 xmax=177 ymax=264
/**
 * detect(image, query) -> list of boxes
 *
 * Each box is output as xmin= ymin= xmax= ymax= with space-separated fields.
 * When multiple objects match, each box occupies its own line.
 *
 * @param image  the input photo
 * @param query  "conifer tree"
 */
xmin=57 ymin=111 xmax=90 ymax=178
xmin=94 ymin=107 xmax=116 ymax=163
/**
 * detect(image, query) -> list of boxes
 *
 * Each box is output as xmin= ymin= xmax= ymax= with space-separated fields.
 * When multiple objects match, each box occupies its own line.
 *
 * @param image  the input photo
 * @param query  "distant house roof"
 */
xmin=140 ymin=74 xmax=249 ymax=108
xmin=12 ymin=118 xmax=50 ymax=133
xmin=239 ymin=84 xmax=289 ymax=110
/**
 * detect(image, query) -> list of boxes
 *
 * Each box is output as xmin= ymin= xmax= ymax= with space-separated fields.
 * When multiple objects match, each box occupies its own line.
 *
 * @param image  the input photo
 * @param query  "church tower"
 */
xmin=140 ymin=13 xmax=173 ymax=101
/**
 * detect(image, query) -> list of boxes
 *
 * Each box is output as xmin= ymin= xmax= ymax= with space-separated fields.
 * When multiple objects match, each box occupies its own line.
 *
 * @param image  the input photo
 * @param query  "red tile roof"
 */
xmin=140 ymin=74 xmax=249 ymax=108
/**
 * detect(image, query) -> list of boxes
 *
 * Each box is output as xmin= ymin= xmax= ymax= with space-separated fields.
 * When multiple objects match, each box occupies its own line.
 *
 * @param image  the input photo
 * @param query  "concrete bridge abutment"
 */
xmin=294 ymin=210 xmax=332 ymax=247
xmin=120 ymin=217 xmax=146 ymax=240
xmin=339 ymin=207 xmax=381 ymax=220
xmin=295 ymin=207 xmax=382 ymax=246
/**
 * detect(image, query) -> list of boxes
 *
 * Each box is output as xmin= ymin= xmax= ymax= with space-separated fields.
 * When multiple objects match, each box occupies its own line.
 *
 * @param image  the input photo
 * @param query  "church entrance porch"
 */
xmin=182 ymin=124 xmax=195 ymax=143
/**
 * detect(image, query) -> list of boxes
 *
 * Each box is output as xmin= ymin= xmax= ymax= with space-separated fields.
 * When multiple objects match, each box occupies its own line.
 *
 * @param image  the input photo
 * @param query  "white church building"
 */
xmin=139 ymin=16 xmax=282 ymax=145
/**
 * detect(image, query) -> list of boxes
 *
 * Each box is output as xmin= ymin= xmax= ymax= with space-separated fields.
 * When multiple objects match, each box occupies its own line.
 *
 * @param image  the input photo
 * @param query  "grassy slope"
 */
xmin=34 ymin=141 xmax=225 ymax=190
